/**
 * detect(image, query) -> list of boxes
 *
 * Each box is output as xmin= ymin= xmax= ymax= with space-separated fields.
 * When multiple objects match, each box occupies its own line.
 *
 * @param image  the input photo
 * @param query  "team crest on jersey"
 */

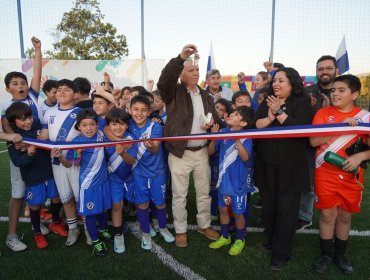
xmin=27 ymin=191 xmax=33 ymax=200
xmin=328 ymin=116 xmax=334 ymax=122
xmin=56 ymin=128 xmax=68 ymax=141
xmin=354 ymin=117 xmax=363 ymax=123
xmin=142 ymin=131 xmax=150 ymax=139
xmin=223 ymin=195 xmax=232 ymax=206
xmin=70 ymin=113 xmax=77 ymax=119
xmin=29 ymin=100 xmax=34 ymax=105
xmin=86 ymin=202 xmax=95 ymax=210
xmin=49 ymin=115 xmax=55 ymax=124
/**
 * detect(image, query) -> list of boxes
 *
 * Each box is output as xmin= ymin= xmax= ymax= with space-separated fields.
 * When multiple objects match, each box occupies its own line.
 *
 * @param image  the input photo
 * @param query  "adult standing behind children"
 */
xmin=254 ymin=67 xmax=313 ymax=270
xmin=157 ymin=44 xmax=220 ymax=247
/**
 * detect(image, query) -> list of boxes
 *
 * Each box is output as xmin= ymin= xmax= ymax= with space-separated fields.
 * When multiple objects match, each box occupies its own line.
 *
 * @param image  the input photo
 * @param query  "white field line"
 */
xmin=0 ymin=149 xmax=8 ymax=154
xmin=1 ymin=217 xmax=370 ymax=237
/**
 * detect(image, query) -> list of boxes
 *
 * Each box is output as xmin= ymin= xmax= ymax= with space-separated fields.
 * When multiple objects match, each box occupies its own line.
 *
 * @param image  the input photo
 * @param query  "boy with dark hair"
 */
xmin=92 ymin=86 xmax=115 ymax=130
xmin=73 ymin=77 xmax=93 ymax=109
xmin=232 ymin=91 xmax=252 ymax=109
xmin=1 ymin=36 xmax=42 ymax=252
xmin=6 ymin=102 xmax=67 ymax=249
xmin=40 ymin=79 xmax=83 ymax=246
xmin=129 ymin=95 xmax=174 ymax=250
xmin=41 ymin=80 xmax=58 ymax=117
xmin=104 ymin=107 xmax=137 ymax=253
xmin=208 ymin=106 xmax=254 ymax=255
xmin=310 ymin=74 xmax=370 ymax=274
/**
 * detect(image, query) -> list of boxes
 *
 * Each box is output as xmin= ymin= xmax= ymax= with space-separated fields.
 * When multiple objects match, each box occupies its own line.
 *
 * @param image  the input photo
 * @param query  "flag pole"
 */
xmin=269 ymin=0 xmax=276 ymax=62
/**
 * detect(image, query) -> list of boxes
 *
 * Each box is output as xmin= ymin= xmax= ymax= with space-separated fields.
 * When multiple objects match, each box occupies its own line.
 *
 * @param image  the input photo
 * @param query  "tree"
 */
xmin=46 ymin=0 xmax=128 ymax=60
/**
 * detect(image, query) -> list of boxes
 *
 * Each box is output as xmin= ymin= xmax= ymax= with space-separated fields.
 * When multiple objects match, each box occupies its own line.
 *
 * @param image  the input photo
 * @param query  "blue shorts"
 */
xmin=109 ymin=173 xmax=135 ymax=204
xmin=218 ymin=193 xmax=247 ymax=215
xmin=25 ymin=178 xmax=59 ymax=206
xmin=133 ymin=173 xmax=166 ymax=205
xmin=78 ymin=180 xmax=112 ymax=216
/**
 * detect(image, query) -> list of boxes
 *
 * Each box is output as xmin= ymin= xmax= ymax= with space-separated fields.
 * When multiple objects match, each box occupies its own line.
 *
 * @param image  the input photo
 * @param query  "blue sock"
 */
xmin=150 ymin=201 xmax=157 ymax=219
xmin=96 ymin=212 xmax=108 ymax=231
xmin=210 ymin=188 xmax=218 ymax=216
xmin=156 ymin=207 xmax=167 ymax=229
xmin=86 ymin=215 xmax=99 ymax=241
xmin=50 ymin=202 xmax=62 ymax=224
xmin=137 ymin=208 xmax=150 ymax=234
xmin=221 ymin=223 xmax=229 ymax=239
xmin=30 ymin=209 xmax=41 ymax=234
xmin=235 ymin=228 xmax=245 ymax=241
xmin=244 ymin=203 xmax=251 ymax=227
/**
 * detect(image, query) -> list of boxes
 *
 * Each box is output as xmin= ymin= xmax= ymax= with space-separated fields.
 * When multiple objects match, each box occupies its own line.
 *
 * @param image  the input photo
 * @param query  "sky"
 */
xmin=1 ymin=0 xmax=370 ymax=80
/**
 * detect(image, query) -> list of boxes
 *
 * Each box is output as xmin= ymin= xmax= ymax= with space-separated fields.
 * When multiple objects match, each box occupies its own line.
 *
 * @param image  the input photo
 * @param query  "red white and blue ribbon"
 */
xmin=22 ymin=123 xmax=370 ymax=151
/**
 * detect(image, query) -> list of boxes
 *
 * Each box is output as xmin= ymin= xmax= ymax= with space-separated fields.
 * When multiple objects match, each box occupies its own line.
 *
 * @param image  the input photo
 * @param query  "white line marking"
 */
xmin=0 ymin=149 xmax=8 ymax=154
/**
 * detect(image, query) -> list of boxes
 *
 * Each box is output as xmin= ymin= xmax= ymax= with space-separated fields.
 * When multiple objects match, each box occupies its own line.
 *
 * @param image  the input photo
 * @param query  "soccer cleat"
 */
xmin=93 ymin=240 xmax=108 ymax=257
xmin=66 ymin=227 xmax=80 ymax=246
xmin=6 ymin=236 xmax=27 ymax=252
xmin=149 ymin=224 xmax=157 ymax=237
xmin=85 ymin=229 xmax=92 ymax=245
xmin=114 ymin=234 xmax=125 ymax=254
xmin=99 ymin=229 xmax=113 ymax=243
xmin=127 ymin=221 xmax=140 ymax=233
xmin=34 ymin=234 xmax=48 ymax=249
xmin=141 ymin=233 xmax=152 ymax=251
xmin=152 ymin=219 xmax=160 ymax=232
xmin=159 ymin=228 xmax=175 ymax=243
xmin=313 ymin=255 xmax=333 ymax=273
xmin=48 ymin=223 xmax=68 ymax=237
xmin=296 ymin=219 xmax=312 ymax=231
xmin=229 ymin=239 xmax=245 ymax=256
xmin=334 ymin=255 xmax=353 ymax=274
xmin=209 ymin=236 xmax=231 ymax=249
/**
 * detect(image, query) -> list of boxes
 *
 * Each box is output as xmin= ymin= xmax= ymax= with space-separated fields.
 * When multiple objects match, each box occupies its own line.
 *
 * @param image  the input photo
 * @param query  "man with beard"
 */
xmin=296 ymin=55 xmax=338 ymax=231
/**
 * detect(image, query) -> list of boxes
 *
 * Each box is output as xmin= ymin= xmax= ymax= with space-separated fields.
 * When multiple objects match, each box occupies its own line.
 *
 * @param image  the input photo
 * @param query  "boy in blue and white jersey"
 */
xmin=40 ymin=80 xmax=58 ymax=117
xmin=129 ymin=95 xmax=174 ymax=250
xmin=104 ymin=108 xmax=137 ymax=254
xmin=208 ymin=106 xmax=254 ymax=256
xmin=40 ymin=79 xmax=82 ymax=246
xmin=53 ymin=109 xmax=112 ymax=257
xmin=1 ymin=37 xmax=42 ymax=252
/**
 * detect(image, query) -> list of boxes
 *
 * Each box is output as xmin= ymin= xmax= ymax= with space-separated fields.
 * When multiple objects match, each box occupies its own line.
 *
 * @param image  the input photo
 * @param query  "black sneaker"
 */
xmin=271 ymin=258 xmax=289 ymax=271
xmin=253 ymin=199 xmax=262 ymax=209
xmin=313 ymin=255 xmax=332 ymax=273
xmin=334 ymin=255 xmax=353 ymax=274
xmin=92 ymin=241 xmax=108 ymax=257
xmin=296 ymin=219 xmax=312 ymax=231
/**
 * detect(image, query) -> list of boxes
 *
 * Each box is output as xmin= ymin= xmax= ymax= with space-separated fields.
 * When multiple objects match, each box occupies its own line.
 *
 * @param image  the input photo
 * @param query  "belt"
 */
xmin=185 ymin=145 xmax=206 ymax=152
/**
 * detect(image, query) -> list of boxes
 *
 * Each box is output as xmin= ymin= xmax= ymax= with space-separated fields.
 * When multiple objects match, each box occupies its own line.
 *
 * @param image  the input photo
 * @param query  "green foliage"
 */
xmin=46 ymin=0 xmax=128 ymax=60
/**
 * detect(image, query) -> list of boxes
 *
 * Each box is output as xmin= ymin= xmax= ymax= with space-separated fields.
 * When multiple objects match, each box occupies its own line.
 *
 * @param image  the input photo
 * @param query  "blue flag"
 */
xmin=336 ymin=36 xmax=350 ymax=75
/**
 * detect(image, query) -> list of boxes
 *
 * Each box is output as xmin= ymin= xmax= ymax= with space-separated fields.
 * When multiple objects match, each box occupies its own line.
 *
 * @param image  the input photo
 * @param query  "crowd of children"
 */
xmin=0 ymin=38 xmax=369 ymax=275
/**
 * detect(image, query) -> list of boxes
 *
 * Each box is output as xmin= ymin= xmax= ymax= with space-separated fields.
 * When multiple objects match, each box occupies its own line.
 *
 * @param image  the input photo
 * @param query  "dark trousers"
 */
xmin=260 ymin=163 xmax=301 ymax=262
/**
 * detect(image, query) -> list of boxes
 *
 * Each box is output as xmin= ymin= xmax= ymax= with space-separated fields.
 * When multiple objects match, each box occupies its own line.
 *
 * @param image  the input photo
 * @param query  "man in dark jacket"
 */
xmin=157 ymin=44 xmax=220 ymax=247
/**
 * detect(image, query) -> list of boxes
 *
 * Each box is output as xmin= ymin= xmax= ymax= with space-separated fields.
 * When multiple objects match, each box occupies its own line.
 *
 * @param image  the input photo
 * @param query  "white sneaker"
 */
xmin=84 ymin=229 xmax=92 ymax=245
xmin=159 ymin=228 xmax=175 ymax=243
xmin=114 ymin=234 xmax=125 ymax=254
xmin=66 ymin=227 xmax=80 ymax=246
xmin=44 ymin=198 xmax=51 ymax=207
xmin=152 ymin=219 xmax=160 ymax=232
xmin=141 ymin=233 xmax=152 ymax=251
xmin=149 ymin=224 xmax=157 ymax=237
xmin=127 ymin=221 xmax=140 ymax=233
xmin=31 ymin=223 xmax=50 ymax=235
xmin=6 ymin=236 xmax=27 ymax=252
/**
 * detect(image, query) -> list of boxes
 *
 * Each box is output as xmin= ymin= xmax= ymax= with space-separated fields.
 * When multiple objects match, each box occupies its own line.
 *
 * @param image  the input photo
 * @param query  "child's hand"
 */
xmin=103 ymin=72 xmax=110 ymax=82
xmin=116 ymin=144 xmax=128 ymax=155
xmin=237 ymin=72 xmax=245 ymax=84
xmin=27 ymin=145 xmax=36 ymax=156
xmin=263 ymin=61 xmax=273 ymax=72
xmin=343 ymin=118 xmax=358 ymax=127
xmin=151 ymin=117 xmax=162 ymax=124
xmin=15 ymin=142 xmax=27 ymax=151
xmin=112 ymin=88 xmax=121 ymax=100
xmin=211 ymin=123 xmax=220 ymax=133
xmin=143 ymin=140 xmax=154 ymax=149
xmin=31 ymin=37 xmax=41 ymax=49
xmin=146 ymin=79 xmax=154 ymax=92
xmin=8 ymin=133 xmax=23 ymax=143
xmin=51 ymin=147 xmax=62 ymax=158
xmin=342 ymin=153 xmax=364 ymax=172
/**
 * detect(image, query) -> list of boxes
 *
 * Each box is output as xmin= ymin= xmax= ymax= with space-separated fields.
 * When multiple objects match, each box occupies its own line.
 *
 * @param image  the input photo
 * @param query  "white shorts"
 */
xmin=9 ymin=160 xmax=26 ymax=199
xmin=52 ymin=164 xmax=80 ymax=204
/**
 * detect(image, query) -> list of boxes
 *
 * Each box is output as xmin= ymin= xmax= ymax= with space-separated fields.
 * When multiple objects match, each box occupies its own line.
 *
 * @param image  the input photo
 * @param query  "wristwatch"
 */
xmin=274 ymin=107 xmax=284 ymax=116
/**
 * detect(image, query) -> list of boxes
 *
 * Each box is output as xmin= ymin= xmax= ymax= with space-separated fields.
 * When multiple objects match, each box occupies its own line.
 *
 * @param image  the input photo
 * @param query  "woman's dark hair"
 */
xmin=269 ymin=67 xmax=305 ymax=97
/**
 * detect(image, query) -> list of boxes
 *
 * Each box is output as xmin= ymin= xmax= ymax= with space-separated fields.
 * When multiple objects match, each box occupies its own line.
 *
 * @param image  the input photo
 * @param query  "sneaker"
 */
xmin=6 ymin=236 xmax=27 ymax=252
xmin=229 ymin=239 xmax=245 ymax=256
xmin=85 ymin=229 xmax=92 ymax=245
xmin=159 ymin=228 xmax=175 ymax=243
xmin=253 ymin=199 xmax=262 ymax=209
xmin=34 ymin=234 xmax=48 ymax=249
xmin=141 ymin=233 xmax=152 ymax=251
xmin=197 ymin=227 xmax=220 ymax=241
xmin=32 ymin=223 xmax=50 ymax=235
xmin=66 ymin=227 xmax=80 ymax=246
xmin=209 ymin=236 xmax=231 ymax=249
xmin=48 ymin=223 xmax=68 ymax=237
xmin=114 ymin=234 xmax=125 ymax=254
xmin=334 ymin=255 xmax=353 ymax=274
xmin=44 ymin=198 xmax=51 ymax=207
xmin=313 ymin=255 xmax=333 ymax=273
xmin=271 ymin=258 xmax=289 ymax=271
xmin=296 ymin=219 xmax=312 ymax=231
xmin=152 ymin=219 xmax=160 ymax=232
xmin=99 ymin=229 xmax=113 ymax=243
xmin=127 ymin=221 xmax=140 ymax=233
xmin=175 ymin=233 xmax=187 ymax=248
xmin=149 ymin=224 xmax=157 ymax=237
xmin=93 ymin=240 xmax=108 ymax=257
